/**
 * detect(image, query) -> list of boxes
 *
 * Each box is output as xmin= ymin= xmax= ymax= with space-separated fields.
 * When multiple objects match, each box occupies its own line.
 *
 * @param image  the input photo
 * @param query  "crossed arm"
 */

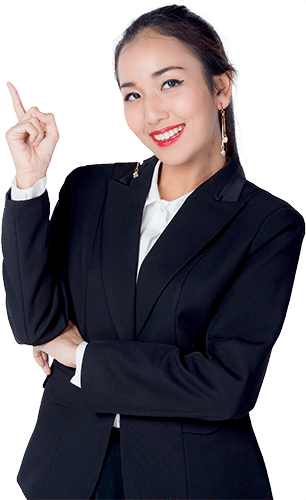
xmin=3 ymin=170 xmax=305 ymax=420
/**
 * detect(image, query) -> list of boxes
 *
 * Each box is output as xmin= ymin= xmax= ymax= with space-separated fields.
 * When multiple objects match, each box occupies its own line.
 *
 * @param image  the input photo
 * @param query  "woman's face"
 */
xmin=117 ymin=29 xmax=230 ymax=171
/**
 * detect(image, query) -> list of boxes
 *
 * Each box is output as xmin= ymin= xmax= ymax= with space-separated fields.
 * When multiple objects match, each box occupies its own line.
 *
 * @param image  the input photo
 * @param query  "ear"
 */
xmin=213 ymin=71 xmax=232 ymax=110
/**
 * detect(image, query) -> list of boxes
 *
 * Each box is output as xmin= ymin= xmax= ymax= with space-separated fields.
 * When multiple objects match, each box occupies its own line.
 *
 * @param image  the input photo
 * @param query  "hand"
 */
xmin=33 ymin=321 xmax=84 ymax=376
xmin=5 ymin=82 xmax=60 ymax=189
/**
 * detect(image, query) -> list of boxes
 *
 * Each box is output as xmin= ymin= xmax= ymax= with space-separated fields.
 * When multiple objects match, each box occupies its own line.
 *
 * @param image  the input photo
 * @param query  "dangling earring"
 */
xmin=133 ymin=162 xmax=139 ymax=178
xmin=220 ymin=104 xmax=228 ymax=157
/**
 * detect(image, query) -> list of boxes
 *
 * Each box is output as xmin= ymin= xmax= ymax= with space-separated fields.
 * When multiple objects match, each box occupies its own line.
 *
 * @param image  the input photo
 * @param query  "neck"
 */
xmin=157 ymin=154 xmax=227 ymax=202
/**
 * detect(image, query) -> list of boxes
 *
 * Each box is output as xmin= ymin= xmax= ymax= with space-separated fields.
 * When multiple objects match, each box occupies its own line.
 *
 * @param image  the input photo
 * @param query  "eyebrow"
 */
xmin=119 ymin=66 xmax=185 ymax=89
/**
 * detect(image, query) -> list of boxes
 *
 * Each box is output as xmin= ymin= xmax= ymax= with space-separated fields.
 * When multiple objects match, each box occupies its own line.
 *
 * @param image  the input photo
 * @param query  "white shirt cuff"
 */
xmin=11 ymin=176 xmax=47 ymax=201
xmin=70 ymin=341 xmax=88 ymax=388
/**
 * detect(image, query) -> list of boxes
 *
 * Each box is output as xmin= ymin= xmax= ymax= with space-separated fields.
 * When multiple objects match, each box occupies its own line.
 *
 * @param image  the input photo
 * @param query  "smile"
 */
xmin=150 ymin=124 xmax=185 ymax=147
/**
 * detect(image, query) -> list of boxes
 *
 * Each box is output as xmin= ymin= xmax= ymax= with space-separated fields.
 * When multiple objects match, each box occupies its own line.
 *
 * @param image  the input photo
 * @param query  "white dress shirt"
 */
xmin=11 ymin=160 xmax=194 ymax=428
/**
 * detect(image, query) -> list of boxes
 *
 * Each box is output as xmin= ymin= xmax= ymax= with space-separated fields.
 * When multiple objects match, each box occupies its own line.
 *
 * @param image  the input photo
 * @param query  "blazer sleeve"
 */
xmin=81 ymin=206 xmax=305 ymax=421
xmin=2 ymin=168 xmax=82 ymax=345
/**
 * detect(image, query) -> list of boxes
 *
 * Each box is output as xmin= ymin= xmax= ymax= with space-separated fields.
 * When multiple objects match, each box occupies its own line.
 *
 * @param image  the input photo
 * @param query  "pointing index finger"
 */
xmin=7 ymin=82 xmax=26 ymax=120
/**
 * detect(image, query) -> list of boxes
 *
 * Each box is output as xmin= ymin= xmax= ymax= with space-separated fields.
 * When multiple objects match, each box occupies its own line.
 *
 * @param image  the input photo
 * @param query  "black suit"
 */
xmin=2 ymin=154 xmax=304 ymax=499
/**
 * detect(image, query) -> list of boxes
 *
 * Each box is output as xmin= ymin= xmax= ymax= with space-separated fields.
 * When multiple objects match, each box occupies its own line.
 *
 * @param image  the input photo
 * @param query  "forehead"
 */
xmin=118 ymin=29 xmax=202 ymax=83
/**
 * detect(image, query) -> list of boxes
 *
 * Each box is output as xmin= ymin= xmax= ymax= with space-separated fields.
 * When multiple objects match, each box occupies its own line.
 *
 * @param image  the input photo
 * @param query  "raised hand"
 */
xmin=5 ymin=82 xmax=60 ymax=189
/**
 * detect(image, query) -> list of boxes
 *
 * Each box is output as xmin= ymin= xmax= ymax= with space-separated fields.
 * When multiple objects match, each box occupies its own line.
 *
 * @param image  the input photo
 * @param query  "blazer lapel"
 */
xmin=101 ymin=157 xmax=156 ymax=340
xmin=135 ymin=156 xmax=246 ymax=337
xmin=101 ymin=154 xmax=246 ymax=341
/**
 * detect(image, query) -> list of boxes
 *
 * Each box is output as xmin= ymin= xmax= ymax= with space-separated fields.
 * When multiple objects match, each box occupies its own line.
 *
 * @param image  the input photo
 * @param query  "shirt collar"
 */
xmin=144 ymin=159 xmax=162 ymax=206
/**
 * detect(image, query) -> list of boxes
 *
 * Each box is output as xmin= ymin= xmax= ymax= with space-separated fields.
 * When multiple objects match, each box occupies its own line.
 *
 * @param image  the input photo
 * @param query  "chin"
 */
xmin=145 ymin=137 xmax=201 ymax=167
xmin=153 ymin=149 xmax=195 ymax=168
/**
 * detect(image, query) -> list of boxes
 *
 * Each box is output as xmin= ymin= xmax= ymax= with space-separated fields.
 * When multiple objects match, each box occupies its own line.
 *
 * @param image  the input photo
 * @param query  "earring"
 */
xmin=220 ymin=104 xmax=228 ymax=157
xmin=133 ymin=162 xmax=139 ymax=178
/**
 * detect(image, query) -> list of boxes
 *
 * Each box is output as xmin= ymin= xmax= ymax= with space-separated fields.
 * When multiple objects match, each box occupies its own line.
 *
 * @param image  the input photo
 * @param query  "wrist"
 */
xmin=16 ymin=172 xmax=46 ymax=189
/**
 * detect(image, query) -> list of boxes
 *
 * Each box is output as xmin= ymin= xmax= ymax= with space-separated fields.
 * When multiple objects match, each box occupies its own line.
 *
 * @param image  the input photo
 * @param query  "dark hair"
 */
xmin=114 ymin=4 xmax=239 ymax=162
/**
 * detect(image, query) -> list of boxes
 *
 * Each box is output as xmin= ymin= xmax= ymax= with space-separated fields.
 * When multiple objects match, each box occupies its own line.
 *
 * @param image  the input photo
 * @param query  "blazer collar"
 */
xmin=208 ymin=155 xmax=246 ymax=202
xmin=101 ymin=155 xmax=246 ymax=340
xmin=117 ymin=153 xmax=244 ymax=190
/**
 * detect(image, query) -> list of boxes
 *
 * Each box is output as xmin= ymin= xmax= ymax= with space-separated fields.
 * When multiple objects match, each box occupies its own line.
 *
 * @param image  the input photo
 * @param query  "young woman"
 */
xmin=3 ymin=5 xmax=304 ymax=500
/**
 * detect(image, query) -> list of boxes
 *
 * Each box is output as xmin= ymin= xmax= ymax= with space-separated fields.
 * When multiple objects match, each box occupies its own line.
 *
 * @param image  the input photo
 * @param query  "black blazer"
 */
xmin=2 ymin=155 xmax=304 ymax=500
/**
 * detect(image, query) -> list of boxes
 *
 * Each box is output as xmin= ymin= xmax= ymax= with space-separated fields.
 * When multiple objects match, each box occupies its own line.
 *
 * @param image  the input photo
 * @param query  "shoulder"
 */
xmin=61 ymin=161 xmax=138 ymax=198
xmin=68 ymin=161 xmax=136 ymax=184
xmin=241 ymin=178 xmax=305 ymax=230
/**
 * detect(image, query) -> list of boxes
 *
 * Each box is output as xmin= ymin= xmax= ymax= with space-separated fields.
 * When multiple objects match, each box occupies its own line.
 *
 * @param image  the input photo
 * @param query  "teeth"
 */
xmin=153 ymin=125 xmax=184 ymax=142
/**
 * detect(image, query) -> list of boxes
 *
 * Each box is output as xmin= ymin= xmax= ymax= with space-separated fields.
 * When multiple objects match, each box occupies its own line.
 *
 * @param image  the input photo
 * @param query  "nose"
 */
xmin=143 ymin=94 xmax=169 ymax=125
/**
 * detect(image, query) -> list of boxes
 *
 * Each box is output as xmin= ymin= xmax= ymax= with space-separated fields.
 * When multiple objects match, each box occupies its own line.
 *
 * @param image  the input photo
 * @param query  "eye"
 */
xmin=124 ymin=92 xmax=140 ymax=102
xmin=162 ymin=79 xmax=184 ymax=90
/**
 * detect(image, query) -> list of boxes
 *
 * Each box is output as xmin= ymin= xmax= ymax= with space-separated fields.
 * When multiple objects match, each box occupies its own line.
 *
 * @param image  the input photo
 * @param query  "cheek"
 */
xmin=190 ymin=88 xmax=207 ymax=106
xmin=173 ymin=88 xmax=208 ymax=120
xmin=124 ymin=105 xmax=143 ymax=136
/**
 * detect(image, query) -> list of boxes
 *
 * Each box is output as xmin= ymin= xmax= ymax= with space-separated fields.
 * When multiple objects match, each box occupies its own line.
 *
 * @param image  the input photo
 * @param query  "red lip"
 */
xmin=150 ymin=124 xmax=185 ymax=148
xmin=149 ymin=123 xmax=185 ymax=136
